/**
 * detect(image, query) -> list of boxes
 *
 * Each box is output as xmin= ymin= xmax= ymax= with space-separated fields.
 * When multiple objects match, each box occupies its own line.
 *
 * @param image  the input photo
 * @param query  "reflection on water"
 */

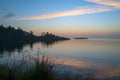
xmin=0 ymin=39 xmax=120 ymax=78
xmin=0 ymin=40 xmax=59 ymax=53
xmin=0 ymin=43 xmax=24 ymax=53
xmin=40 ymin=41 xmax=59 ymax=48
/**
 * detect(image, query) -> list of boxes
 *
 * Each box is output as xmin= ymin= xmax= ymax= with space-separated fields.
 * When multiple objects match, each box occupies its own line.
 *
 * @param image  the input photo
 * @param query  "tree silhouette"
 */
xmin=0 ymin=24 xmax=70 ymax=51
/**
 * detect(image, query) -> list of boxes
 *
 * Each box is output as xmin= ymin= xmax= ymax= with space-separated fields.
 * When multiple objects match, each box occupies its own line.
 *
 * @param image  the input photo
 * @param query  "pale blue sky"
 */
xmin=0 ymin=0 xmax=120 ymax=38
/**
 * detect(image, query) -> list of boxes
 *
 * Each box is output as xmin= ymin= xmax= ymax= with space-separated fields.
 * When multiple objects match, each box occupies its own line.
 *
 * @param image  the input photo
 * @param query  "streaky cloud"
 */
xmin=18 ymin=5 xmax=114 ymax=20
xmin=4 ymin=13 xmax=15 ymax=19
xmin=0 ymin=6 xmax=15 ymax=19
xmin=86 ymin=0 xmax=120 ymax=8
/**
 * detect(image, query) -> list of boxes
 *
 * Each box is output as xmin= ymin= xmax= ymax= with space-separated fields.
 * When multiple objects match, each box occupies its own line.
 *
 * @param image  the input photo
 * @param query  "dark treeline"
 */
xmin=39 ymin=32 xmax=70 ymax=48
xmin=0 ymin=24 xmax=70 ymax=51
xmin=0 ymin=24 xmax=39 ymax=52
xmin=0 ymin=24 xmax=39 ymax=44
xmin=40 ymin=32 xmax=70 ymax=42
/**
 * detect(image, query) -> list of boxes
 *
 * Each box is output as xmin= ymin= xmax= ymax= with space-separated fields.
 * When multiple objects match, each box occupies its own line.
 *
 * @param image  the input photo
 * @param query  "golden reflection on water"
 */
xmin=54 ymin=58 xmax=93 ymax=68
xmin=28 ymin=39 xmax=120 ymax=78
xmin=52 ymin=57 xmax=120 ymax=78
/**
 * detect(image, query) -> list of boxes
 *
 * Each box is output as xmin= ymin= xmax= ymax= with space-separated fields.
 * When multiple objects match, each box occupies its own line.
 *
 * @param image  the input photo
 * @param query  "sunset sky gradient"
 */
xmin=0 ymin=0 xmax=120 ymax=38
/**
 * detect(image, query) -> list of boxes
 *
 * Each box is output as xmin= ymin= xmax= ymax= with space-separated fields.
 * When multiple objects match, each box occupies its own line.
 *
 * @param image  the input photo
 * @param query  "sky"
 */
xmin=0 ymin=0 xmax=120 ymax=38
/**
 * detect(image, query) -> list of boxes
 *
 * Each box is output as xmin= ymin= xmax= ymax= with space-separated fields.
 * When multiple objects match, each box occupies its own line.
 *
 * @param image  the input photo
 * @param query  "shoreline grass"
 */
xmin=0 ymin=53 xmax=120 ymax=80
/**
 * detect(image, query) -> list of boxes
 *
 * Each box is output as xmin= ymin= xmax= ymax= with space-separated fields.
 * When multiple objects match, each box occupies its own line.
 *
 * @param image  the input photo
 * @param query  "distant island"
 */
xmin=74 ymin=37 xmax=88 ymax=39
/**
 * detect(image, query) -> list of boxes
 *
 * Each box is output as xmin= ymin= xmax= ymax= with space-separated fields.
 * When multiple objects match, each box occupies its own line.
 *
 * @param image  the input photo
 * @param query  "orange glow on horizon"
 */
xmin=24 ymin=27 xmax=120 ymax=38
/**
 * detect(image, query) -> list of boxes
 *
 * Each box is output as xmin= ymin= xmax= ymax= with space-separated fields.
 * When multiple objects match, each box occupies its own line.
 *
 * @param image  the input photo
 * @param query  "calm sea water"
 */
xmin=0 ymin=39 xmax=120 ymax=77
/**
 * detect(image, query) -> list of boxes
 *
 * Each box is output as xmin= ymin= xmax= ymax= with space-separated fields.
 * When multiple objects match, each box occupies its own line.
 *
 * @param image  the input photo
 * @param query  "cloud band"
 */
xmin=17 ymin=0 xmax=120 ymax=20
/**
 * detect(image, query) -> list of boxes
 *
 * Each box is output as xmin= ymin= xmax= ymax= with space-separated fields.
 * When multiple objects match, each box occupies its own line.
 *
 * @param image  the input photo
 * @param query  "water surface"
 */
xmin=0 ymin=39 xmax=120 ymax=77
